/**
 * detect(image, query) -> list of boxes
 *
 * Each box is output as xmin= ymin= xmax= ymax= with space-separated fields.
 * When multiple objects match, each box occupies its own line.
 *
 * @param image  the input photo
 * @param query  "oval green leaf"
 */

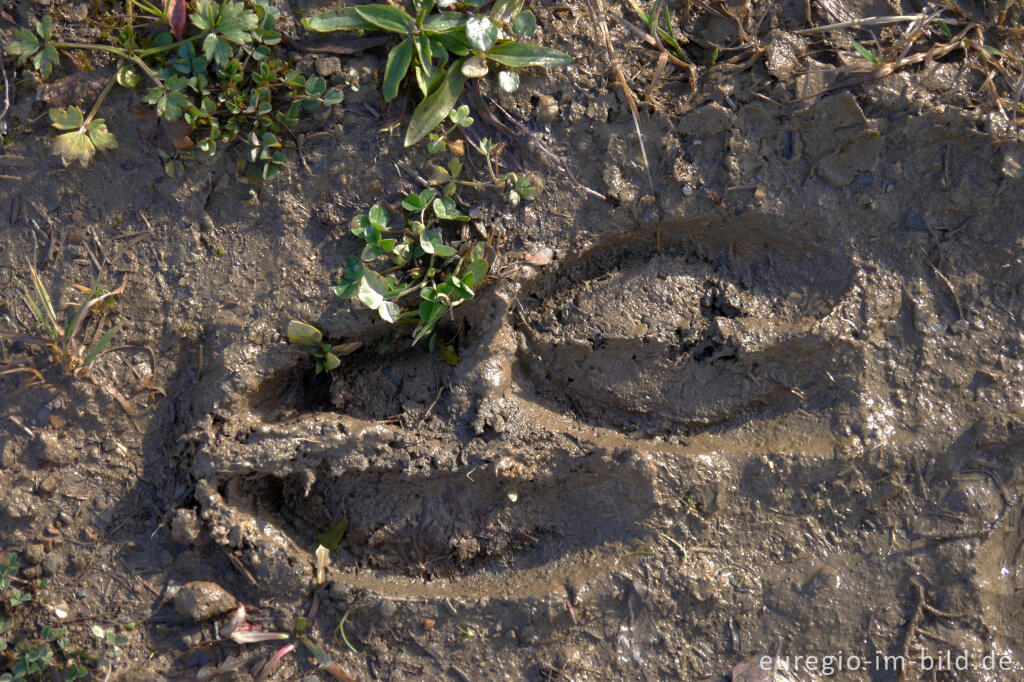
xmin=404 ymin=61 xmax=467 ymax=147
xmin=352 ymin=5 xmax=414 ymax=33
xmin=383 ymin=38 xmax=413 ymax=101
xmin=484 ymin=42 xmax=572 ymax=68
xmin=302 ymin=8 xmax=375 ymax=32
xmin=287 ymin=320 xmax=323 ymax=346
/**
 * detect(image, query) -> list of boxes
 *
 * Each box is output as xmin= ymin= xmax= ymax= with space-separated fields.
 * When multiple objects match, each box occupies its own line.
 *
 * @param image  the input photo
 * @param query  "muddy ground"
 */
xmin=4 ymin=0 xmax=1024 ymax=679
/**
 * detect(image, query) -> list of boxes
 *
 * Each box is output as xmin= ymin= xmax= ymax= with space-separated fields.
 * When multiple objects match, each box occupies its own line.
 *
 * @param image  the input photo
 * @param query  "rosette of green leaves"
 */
xmin=303 ymin=0 xmax=570 ymax=147
xmin=335 ymin=192 xmax=489 ymax=345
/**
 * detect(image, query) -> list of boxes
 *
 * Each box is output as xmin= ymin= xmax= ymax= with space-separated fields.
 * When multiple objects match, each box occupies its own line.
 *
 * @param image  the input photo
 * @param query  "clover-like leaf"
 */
xmin=87 ymin=119 xmax=117 ymax=152
xmin=7 ymin=29 xmax=39 ymax=62
xmin=511 ymin=11 xmax=537 ymax=37
xmin=357 ymin=270 xmax=389 ymax=310
xmin=432 ymin=196 xmax=468 ymax=221
xmin=49 ymin=106 xmax=85 ymax=131
xmin=465 ymin=17 xmax=498 ymax=52
xmin=484 ymin=42 xmax=572 ymax=68
xmin=368 ymin=204 xmax=389 ymax=230
xmin=420 ymin=228 xmax=457 ymax=257
xmin=33 ymin=45 xmax=59 ymax=78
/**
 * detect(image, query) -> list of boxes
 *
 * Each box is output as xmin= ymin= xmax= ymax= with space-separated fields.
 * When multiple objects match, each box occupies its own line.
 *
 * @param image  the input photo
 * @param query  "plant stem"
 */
xmin=83 ymin=74 xmax=117 ymax=126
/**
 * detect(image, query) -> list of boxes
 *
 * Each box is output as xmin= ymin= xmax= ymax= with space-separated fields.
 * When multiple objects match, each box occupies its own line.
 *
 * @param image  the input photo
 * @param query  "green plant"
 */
xmin=334 ymin=191 xmax=490 ymax=346
xmin=303 ymin=0 xmax=571 ymax=146
xmin=426 ymin=120 xmax=537 ymax=205
xmin=286 ymin=321 xmax=359 ymax=374
xmin=0 ymin=265 xmax=123 ymax=375
xmin=0 ymin=554 xmax=85 ymax=681
xmin=7 ymin=0 xmax=344 ymax=177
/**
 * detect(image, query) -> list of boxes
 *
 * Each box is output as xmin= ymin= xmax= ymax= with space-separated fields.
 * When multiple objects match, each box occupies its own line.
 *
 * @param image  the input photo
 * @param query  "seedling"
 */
xmin=335 ymin=192 xmax=490 ymax=346
xmin=0 ymin=265 xmax=124 ymax=376
xmin=0 ymin=554 xmax=87 ymax=681
xmin=287 ymin=321 xmax=362 ymax=373
xmin=8 ymin=0 xmax=345 ymax=177
xmin=303 ymin=0 xmax=572 ymax=146
xmin=427 ymin=126 xmax=537 ymax=205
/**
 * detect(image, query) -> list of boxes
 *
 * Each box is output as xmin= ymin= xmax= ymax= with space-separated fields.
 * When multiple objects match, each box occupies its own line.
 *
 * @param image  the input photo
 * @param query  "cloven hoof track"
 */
xmin=197 ymin=214 xmax=863 ymax=592
xmin=515 ymin=217 xmax=860 ymax=434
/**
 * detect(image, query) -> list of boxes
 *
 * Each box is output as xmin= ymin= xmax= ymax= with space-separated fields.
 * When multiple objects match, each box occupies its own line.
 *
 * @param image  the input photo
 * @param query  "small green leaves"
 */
xmin=419 ymin=228 xmax=456 ymax=257
xmin=402 ymin=188 xmax=437 ymax=212
xmin=850 ymin=40 xmax=880 ymax=64
xmin=8 ymin=20 xmax=60 ymax=77
xmin=341 ymin=185 xmax=490 ymax=346
xmin=287 ymin=321 xmax=342 ymax=373
xmin=485 ymin=42 xmax=573 ymax=68
xmin=48 ymin=108 xmax=118 ymax=167
xmin=48 ymin=106 xmax=85 ymax=131
xmin=33 ymin=45 xmax=60 ymax=78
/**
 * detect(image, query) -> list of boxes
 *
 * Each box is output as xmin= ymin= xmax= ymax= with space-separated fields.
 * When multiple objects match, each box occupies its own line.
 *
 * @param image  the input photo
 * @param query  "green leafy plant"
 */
xmin=426 ymin=121 xmax=537 ymax=205
xmin=303 ymin=0 xmax=572 ymax=146
xmin=7 ymin=0 xmax=344 ymax=176
xmin=0 ymin=554 xmax=85 ymax=681
xmin=335 ymin=192 xmax=490 ymax=345
xmin=0 ymin=265 xmax=123 ymax=375
xmin=286 ymin=321 xmax=361 ymax=374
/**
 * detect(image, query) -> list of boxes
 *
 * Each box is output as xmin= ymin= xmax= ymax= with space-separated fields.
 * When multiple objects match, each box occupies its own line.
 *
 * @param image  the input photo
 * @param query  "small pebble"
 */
xmin=376 ymin=598 xmax=398 ymax=619
xmin=682 ymin=184 xmax=695 ymax=197
xmin=857 ymin=173 xmax=872 ymax=186
xmin=174 ymin=581 xmax=238 ymax=622
xmin=315 ymin=56 xmax=342 ymax=79
xmin=534 ymin=95 xmax=559 ymax=123
xmin=885 ymin=183 xmax=895 ymax=193
xmin=25 ymin=544 xmax=46 ymax=565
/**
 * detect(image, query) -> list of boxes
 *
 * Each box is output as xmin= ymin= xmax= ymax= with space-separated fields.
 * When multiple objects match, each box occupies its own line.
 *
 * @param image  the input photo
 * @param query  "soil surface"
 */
xmin=3 ymin=0 xmax=1024 ymax=680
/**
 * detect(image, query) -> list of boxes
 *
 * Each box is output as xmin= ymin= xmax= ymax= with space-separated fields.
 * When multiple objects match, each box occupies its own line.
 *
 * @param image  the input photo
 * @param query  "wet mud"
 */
xmin=4 ymin=0 xmax=1024 ymax=679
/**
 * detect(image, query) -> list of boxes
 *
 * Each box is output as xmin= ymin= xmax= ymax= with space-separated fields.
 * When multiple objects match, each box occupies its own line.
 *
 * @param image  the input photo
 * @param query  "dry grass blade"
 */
xmin=796 ymin=14 xmax=965 ymax=35
xmin=587 ymin=0 xmax=654 ymax=189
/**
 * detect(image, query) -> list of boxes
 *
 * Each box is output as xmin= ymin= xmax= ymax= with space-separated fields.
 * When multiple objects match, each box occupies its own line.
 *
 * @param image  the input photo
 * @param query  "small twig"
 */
xmin=0 ymin=42 xmax=10 ymax=137
xmin=921 ymin=251 xmax=963 ymax=321
xmin=796 ymin=14 xmax=964 ymax=35
xmin=899 ymin=579 xmax=926 ymax=681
